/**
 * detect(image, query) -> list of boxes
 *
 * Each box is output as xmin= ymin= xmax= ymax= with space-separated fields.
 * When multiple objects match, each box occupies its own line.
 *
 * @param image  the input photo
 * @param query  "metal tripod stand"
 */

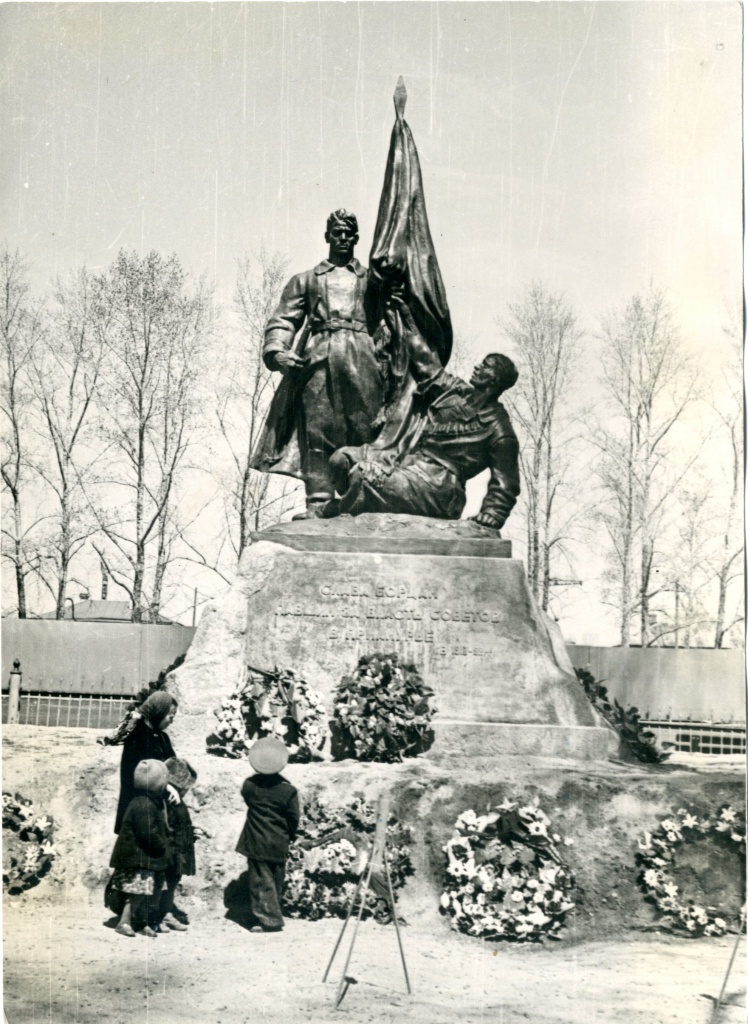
xmin=322 ymin=793 xmax=411 ymax=1008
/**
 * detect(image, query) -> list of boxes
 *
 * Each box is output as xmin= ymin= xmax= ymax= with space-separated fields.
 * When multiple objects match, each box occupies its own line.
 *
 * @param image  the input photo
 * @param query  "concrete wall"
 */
xmin=567 ymin=645 xmax=746 ymax=724
xmin=1 ymin=620 xmax=196 ymax=695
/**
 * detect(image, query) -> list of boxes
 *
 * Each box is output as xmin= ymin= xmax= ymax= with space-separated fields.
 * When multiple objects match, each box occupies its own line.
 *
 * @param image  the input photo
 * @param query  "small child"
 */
xmin=235 ymin=737 xmax=300 ymax=933
xmin=158 ymin=757 xmax=199 ymax=931
xmin=108 ymin=759 xmax=174 ymax=938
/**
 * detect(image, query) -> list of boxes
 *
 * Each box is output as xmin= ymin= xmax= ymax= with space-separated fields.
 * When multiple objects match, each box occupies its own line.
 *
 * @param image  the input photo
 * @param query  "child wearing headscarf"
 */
xmin=108 ymin=759 xmax=174 ymax=938
xmin=158 ymin=757 xmax=200 ymax=931
xmin=107 ymin=690 xmax=179 ymax=834
xmin=235 ymin=737 xmax=300 ymax=933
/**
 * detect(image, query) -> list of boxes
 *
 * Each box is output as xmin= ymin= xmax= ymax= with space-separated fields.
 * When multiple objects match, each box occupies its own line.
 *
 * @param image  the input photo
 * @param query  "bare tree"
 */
xmin=500 ymin=282 xmax=586 ymax=610
xmin=27 ymin=269 xmax=106 ymax=617
xmin=213 ymin=249 xmax=299 ymax=563
xmin=592 ymin=287 xmax=699 ymax=646
xmin=89 ymin=251 xmax=212 ymax=622
xmin=710 ymin=320 xmax=743 ymax=647
xmin=0 ymin=248 xmax=45 ymax=617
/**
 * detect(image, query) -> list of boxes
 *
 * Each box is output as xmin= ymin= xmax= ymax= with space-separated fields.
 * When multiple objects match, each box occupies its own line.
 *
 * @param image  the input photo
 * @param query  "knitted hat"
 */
xmin=138 ymin=690 xmax=177 ymax=727
xmin=165 ymin=757 xmax=197 ymax=796
xmin=133 ymin=759 xmax=169 ymax=794
xmin=248 ymin=737 xmax=288 ymax=775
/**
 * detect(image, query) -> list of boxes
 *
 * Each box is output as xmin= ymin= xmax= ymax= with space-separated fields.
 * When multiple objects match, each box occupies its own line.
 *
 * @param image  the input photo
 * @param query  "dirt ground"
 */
xmin=3 ymin=892 xmax=746 ymax=1024
xmin=2 ymin=725 xmax=746 ymax=1024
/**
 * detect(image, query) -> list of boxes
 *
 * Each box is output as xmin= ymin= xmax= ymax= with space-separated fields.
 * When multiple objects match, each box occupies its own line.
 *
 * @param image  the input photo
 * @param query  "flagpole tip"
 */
xmin=394 ymin=77 xmax=407 ymax=118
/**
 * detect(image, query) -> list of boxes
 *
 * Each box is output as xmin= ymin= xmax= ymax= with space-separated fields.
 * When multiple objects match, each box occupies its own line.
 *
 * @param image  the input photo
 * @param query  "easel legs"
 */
xmin=323 ymin=846 xmax=412 ymax=1008
xmin=711 ymin=915 xmax=746 ymax=1022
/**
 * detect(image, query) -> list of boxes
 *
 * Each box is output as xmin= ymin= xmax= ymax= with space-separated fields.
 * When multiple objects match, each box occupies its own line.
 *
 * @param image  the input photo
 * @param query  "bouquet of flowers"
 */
xmin=3 ymin=793 xmax=56 ymax=894
xmin=440 ymin=798 xmax=576 ymax=942
xmin=333 ymin=653 xmax=434 ymax=762
xmin=636 ymin=805 xmax=745 ymax=936
xmin=284 ymin=796 xmax=413 ymax=923
xmin=208 ymin=665 xmax=327 ymax=761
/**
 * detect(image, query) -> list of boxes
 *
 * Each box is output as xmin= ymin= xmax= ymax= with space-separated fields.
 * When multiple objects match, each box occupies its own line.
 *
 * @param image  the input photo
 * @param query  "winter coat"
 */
xmin=114 ymin=718 xmax=175 ymax=833
xmin=110 ymin=792 xmax=173 ymax=872
xmin=166 ymin=801 xmax=196 ymax=876
xmin=235 ymin=773 xmax=300 ymax=864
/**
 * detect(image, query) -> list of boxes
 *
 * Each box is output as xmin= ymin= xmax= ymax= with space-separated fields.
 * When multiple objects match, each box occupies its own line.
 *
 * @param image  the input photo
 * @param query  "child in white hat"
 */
xmin=235 ymin=737 xmax=300 ymax=932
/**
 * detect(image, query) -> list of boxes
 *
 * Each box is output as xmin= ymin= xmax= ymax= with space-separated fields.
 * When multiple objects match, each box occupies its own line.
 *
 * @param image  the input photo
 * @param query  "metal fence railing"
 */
xmin=2 ymin=692 xmax=132 ymax=729
xmin=647 ymin=720 xmax=746 ymax=756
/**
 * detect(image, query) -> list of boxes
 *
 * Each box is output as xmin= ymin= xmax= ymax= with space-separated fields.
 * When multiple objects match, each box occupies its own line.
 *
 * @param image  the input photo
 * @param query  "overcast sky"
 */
xmin=2 ymin=1 xmax=742 ymax=350
xmin=1 ymin=2 xmax=743 ymax=637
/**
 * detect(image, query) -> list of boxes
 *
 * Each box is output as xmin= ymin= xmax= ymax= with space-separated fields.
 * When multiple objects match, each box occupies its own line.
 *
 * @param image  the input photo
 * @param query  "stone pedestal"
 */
xmin=170 ymin=515 xmax=616 ymax=760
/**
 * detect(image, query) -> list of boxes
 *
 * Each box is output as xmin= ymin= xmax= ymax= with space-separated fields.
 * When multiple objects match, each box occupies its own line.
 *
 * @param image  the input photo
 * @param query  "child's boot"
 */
xmin=115 ymin=900 xmax=136 ymax=937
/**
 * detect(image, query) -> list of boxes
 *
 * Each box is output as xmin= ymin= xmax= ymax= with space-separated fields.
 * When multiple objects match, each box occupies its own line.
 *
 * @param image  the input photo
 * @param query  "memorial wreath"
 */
xmin=636 ymin=804 xmax=746 ymax=936
xmin=333 ymin=652 xmax=435 ymax=762
xmin=440 ymin=799 xmax=576 ymax=942
xmin=3 ymin=792 xmax=56 ymax=894
xmin=284 ymin=795 xmax=413 ymax=923
xmin=208 ymin=665 xmax=327 ymax=761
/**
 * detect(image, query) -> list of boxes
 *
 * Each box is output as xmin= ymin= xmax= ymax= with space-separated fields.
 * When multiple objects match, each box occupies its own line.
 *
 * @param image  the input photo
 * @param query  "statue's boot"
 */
xmin=291 ymin=500 xmax=330 ymax=521
xmin=293 ymin=449 xmax=334 ymax=520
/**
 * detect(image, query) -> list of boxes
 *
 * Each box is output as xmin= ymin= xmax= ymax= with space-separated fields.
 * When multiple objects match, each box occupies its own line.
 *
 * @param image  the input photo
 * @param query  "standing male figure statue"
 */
xmin=250 ymin=209 xmax=385 ymax=519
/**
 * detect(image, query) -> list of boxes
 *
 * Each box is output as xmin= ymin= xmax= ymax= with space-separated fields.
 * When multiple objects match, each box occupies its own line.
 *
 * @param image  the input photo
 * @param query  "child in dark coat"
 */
xmin=108 ymin=759 xmax=174 ymax=938
xmin=158 ymin=757 xmax=199 ymax=931
xmin=235 ymin=737 xmax=300 ymax=932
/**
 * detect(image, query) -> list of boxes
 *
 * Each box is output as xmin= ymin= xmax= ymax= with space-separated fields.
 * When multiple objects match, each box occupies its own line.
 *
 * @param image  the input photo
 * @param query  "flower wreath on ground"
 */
xmin=208 ymin=665 xmax=327 ymax=761
xmin=440 ymin=798 xmax=576 ymax=942
xmin=3 ymin=792 xmax=56 ymax=895
xmin=636 ymin=805 xmax=746 ymax=937
xmin=284 ymin=795 xmax=414 ymax=923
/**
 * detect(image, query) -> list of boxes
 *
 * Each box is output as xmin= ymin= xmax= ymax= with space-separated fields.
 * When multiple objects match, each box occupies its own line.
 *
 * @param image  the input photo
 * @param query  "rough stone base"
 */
xmin=432 ymin=721 xmax=617 ymax=760
xmin=169 ymin=516 xmax=617 ymax=760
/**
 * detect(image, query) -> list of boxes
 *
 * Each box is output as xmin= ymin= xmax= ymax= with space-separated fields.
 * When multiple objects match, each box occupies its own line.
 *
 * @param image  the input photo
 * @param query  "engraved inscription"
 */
xmin=272 ymin=576 xmax=502 ymax=658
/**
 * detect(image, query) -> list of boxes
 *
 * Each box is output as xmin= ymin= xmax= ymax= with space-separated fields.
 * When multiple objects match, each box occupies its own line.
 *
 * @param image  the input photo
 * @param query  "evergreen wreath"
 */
xmin=636 ymin=805 xmax=746 ymax=936
xmin=333 ymin=652 xmax=434 ymax=762
xmin=3 ymin=793 xmax=56 ymax=894
xmin=574 ymin=668 xmax=668 ymax=763
xmin=440 ymin=799 xmax=576 ymax=942
xmin=208 ymin=665 xmax=327 ymax=761
xmin=284 ymin=795 xmax=413 ymax=923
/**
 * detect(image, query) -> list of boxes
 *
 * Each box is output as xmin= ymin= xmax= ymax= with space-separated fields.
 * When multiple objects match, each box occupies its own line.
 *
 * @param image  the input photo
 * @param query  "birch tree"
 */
xmin=592 ymin=287 xmax=698 ymax=646
xmin=28 ymin=269 xmax=106 ymax=617
xmin=500 ymin=282 xmax=586 ymax=610
xmin=213 ymin=250 xmax=299 ymax=562
xmin=90 ymin=251 xmax=212 ymax=622
xmin=0 ymin=248 xmax=45 ymax=617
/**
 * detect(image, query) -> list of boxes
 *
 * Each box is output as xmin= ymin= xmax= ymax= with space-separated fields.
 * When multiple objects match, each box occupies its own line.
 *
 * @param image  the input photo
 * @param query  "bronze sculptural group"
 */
xmin=250 ymin=79 xmax=521 ymax=532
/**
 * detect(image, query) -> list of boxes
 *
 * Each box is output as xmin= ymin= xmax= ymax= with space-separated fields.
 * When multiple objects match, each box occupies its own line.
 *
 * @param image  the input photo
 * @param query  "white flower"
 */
xmin=643 ymin=869 xmax=659 ymax=888
xmin=681 ymin=814 xmax=699 ymax=830
xmin=720 ymin=807 xmax=737 ymax=823
xmin=457 ymin=809 xmax=479 ymax=831
xmin=526 ymin=908 xmax=551 ymax=927
xmin=440 ymin=892 xmax=451 ymax=909
xmin=663 ymin=882 xmax=678 ymax=898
